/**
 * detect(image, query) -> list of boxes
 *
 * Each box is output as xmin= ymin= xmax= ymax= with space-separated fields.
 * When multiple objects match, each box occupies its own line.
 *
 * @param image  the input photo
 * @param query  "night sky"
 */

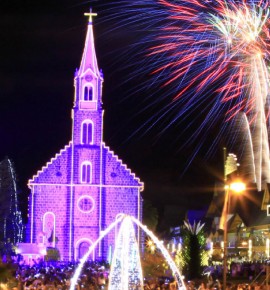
xmin=1 ymin=1 xmax=223 ymax=227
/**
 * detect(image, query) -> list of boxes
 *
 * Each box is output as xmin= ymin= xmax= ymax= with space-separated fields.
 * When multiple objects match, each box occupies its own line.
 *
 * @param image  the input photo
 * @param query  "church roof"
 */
xmin=28 ymin=141 xmax=143 ymax=189
xmin=28 ymin=142 xmax=72 ymax=185
xmin=103 ymin=143 xmax=144 ymax=188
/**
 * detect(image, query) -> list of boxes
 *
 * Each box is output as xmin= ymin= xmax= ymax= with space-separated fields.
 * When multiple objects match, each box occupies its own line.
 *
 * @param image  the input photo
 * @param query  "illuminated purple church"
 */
xmin=27 ymin=12 xmax=143 ymax=261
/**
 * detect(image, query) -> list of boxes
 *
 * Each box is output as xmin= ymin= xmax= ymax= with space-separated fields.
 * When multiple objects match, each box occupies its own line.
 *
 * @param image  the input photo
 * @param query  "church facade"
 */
xmin=27 ymin=13 xmax=143 ymax=261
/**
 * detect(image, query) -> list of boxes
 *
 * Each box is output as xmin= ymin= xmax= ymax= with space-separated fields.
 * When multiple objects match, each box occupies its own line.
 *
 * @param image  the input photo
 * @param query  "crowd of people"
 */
xmin=0 ymin=259 xmax=269 ymax=289
xmin=0 ymin=260 xmax=176 ymax=289
xmin=0 ymin=260 xmax=110 ymax=289
xmin=206 ymin=262 xmax=267 ymax=281
xmin=0 ymin=258 xmax=182 ymax=289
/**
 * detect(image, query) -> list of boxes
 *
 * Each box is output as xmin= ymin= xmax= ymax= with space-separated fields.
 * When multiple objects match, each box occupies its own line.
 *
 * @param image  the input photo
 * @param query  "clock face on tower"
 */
xmin=77 ymin=195 xmax=95 ymax=213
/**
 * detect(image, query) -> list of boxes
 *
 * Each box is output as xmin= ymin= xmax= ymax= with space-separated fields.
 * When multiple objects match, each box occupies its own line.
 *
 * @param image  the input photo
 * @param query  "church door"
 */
xmin=78 ymin=241 xmax=92 ymax=260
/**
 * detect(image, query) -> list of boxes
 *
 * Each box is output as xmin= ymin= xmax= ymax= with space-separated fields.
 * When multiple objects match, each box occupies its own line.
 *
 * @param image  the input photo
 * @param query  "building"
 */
xmin=26 ymin=11 xmax=143 ymax=261
xmin=206 ymin=182 xmax=270 ymax=262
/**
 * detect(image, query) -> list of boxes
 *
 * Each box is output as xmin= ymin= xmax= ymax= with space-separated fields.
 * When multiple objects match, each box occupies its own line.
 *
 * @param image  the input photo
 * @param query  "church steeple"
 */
xmin=72 ymin=9 xmax=104 ymax=147
xmin=77 ymin=9 xmax=101 ymax=78
xmin=74 ymin=9 xmax=103 ymax=111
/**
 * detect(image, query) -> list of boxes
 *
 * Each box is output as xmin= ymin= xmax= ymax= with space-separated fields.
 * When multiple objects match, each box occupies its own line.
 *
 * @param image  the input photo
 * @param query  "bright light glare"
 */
xmin=230 ymin=181 xmax=246 ymax=193
xmin=40 ymin=249 xmax=47 ymax=256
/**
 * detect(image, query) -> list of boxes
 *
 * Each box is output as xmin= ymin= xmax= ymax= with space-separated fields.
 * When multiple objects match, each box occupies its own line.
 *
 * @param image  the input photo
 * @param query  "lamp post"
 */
xmin=222 ymin=180 xmax=246 ymax=290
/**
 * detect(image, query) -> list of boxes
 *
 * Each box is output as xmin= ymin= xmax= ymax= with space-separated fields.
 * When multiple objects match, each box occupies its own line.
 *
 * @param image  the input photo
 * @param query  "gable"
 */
xmin=28 ymin=142 xmax=72 ymax=185
xmin=228 ymin=213 xmax=244 ymax=233
xmin=206 ymin=200 xmax=221 ymax=218
xmin=102 ymin=143 xmax=143 ymax=189
xmin=262 ymin=183 xmax=270 ymax=210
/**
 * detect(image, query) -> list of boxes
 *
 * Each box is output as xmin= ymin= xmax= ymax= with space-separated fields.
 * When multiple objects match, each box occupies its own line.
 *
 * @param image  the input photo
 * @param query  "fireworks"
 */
xmin=104 ymin=0 xmax=270 ymax=190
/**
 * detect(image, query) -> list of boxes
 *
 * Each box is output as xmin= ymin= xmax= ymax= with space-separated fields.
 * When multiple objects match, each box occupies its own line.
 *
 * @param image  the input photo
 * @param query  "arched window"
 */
xmin=79 ymin=241 xmax=91 ymax=259
xmin=81 ymin=162 xmax=92 ymax=183
xmin=81 ymin=121 xmax=93 ymax=145
xmin=83 ymin=86 xmax=93 ymax=101
xmin=75 ymin=238 xmax=94 ymax=261
xmin=43 ymin=212 xmax=56 ymax=247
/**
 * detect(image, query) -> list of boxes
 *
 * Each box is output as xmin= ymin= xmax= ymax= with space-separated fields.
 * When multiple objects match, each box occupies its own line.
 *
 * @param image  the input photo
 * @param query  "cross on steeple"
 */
xmin=84 ymin=8 xmax=97 ymax=23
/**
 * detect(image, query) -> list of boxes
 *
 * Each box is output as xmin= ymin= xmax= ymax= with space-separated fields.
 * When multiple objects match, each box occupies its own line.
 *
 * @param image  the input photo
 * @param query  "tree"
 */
xmin=143 ymin=200 xmax=158 ymax=232
xmin=175 ymin=220 xmax=207 ymax=280
xmin=0 ymin=157 xmax=24 ymax=245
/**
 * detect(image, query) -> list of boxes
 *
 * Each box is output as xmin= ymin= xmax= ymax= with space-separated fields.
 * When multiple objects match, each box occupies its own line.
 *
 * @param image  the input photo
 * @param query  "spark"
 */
xmin=102 ymin=0 xmax=270 ymax=190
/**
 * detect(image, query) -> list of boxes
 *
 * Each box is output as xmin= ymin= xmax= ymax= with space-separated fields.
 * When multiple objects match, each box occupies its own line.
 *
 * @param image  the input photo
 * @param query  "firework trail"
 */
xmin=103 ymin=0 xmax=270 ymax=190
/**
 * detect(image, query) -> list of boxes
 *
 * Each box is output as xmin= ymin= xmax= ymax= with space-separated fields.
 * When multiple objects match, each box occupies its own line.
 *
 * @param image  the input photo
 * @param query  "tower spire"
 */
xmin=78 ymin=8 xmax=100 ymax=77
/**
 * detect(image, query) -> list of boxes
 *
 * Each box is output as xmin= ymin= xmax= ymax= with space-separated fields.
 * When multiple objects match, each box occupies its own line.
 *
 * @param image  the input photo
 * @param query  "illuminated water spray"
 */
xmin=70 ymin=215 xmax=186 ymax=290
xmin=131 ymin=216 xmax=185 ymax=289
xmin=109 ymin=216 xmax=143 ymax=290
xmin=70 ymin=216 xmax=125 ymax=290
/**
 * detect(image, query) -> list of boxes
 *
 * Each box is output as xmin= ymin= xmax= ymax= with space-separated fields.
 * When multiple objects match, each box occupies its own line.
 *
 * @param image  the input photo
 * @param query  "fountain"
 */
xmin=109 ymin=216 xmax=143 ymax=289
xmin=70 ymin=215 xmax=186 ymax=290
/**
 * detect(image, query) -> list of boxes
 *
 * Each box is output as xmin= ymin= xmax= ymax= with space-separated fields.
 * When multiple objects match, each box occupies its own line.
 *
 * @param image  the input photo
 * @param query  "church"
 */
xmin=27 ymin=12 xmax=144 ymax=261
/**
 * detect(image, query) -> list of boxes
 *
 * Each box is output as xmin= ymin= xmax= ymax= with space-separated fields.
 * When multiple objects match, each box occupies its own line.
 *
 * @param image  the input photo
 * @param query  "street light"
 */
xmin=229 ymin=181 xmax=246 ymax=193
xmin=222 ymin=180 xmax=246 ymax=290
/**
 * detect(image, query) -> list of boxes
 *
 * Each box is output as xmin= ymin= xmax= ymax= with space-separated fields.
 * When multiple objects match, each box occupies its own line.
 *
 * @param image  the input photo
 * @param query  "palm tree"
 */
xmin=176 ymin=221 xmax=207 ymax=280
